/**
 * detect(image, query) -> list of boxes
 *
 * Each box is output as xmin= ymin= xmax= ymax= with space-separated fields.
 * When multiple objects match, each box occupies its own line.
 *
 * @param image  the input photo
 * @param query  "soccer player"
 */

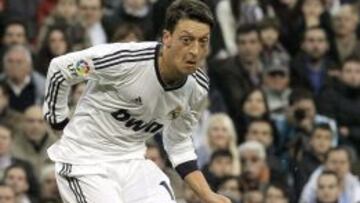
xmin=43 ymin=0 xmax=231 ymax=202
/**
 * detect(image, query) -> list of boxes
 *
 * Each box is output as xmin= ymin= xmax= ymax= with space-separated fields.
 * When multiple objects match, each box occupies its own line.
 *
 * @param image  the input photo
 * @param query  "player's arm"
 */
xmin=184 ymin=171 xmax=231 ymax=203
xmin=43 ymin=43 xmax=128 ymax=130
xmin=163 ymin=93 xmax=230 ymax=203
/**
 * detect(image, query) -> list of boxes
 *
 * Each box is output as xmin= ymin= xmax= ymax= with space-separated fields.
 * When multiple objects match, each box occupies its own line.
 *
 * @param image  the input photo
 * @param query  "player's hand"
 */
xmin=201 ymin=192 xmax=231 ymax=203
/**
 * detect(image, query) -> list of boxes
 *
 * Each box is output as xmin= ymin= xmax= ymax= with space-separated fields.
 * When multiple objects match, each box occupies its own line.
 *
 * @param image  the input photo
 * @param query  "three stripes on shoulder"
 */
xmin=191 ymin=68 xmax=209 ymax=91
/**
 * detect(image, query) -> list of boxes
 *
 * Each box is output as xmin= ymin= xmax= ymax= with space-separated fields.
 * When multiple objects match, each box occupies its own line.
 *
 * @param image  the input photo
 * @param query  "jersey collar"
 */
xmin=154 ymin=43 xmax=188 ymax=91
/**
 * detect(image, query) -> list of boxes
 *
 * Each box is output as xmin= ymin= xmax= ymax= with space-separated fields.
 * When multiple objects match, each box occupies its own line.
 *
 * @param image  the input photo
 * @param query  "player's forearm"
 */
xmin=184 ymin=170 xmax=214 ymax=200
xmin=43 ymin=58 xmax=72 ymax=130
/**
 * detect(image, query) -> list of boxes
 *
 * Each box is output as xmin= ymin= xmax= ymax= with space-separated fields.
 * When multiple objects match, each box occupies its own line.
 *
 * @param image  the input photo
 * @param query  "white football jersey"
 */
xmin=43 ymin=42 xmax=209 ymax=168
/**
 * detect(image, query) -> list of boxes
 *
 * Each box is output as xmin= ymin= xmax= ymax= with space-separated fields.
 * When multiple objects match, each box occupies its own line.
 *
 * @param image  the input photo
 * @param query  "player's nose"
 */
xmin=189 ymin=41 xmax=199 ymax=57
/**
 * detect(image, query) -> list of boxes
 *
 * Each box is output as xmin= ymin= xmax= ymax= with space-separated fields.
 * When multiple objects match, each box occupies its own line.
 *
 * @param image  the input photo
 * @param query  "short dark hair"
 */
xmin=259 ymin=18 xmax=280 ymax=32
xmin=236 ymin=24 xmax=259 ymax=42
xmin=318 ymin=170 xmax=340 ymax=183
xmin=111 ymin=23 xmax=144 ymax=42
xmin=325 ymin=146 xmax=352 ymax=163
xmin=247 ymin=118 xmax=273 ymax=135
xmin=311 ymin=123 xmax=332 ymax=137
xmin=289 ymin=88 xmax=314 ymax=106
xmin=343 ymin=54 xmax=360 ymax=68
xmin=164 ymin=0 xmax=214 ymax=33
xmin=266 ymin=181 xmax=289 ymax=199
xmin=210 ymin=149 xmax=233 ymax=163
xmin=302 ymin=26 xmax=328 ymax=42
xmin=3 ymin=18 xmax=28 ymax=40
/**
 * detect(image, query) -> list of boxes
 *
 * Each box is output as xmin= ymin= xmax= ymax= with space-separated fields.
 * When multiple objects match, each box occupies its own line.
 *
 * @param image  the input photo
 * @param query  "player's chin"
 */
xmin=182 ymin=64 xmax=198 ymax=75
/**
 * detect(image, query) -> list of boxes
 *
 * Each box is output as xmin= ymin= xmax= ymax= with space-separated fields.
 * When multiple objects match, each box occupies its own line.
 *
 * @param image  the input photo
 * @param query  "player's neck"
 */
xmin=158 ymin=49 xmax=187 ymax=87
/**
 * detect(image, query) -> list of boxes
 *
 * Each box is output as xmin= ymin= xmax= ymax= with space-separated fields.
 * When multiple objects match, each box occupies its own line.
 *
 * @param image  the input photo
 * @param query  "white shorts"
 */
xmin=54 ymin=159 xmax=176 ymax=203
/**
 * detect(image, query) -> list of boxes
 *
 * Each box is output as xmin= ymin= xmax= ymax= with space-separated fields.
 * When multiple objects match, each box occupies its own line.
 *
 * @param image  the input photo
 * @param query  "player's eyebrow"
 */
xmin=180 ymin=30 xmax=210 ymax=38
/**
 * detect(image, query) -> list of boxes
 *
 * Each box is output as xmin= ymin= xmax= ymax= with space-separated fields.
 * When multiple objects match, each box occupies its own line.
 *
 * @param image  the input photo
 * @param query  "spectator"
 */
xmin=11 ymin=105 xmax=58 ymax=176
xmin=39 ymin=164 xmax=60 ymax=203
xmin=316 ymin=170 xmax=341 ymax=203
xmin=241 ymin=190 xmax=263 ymax=203
xmin=202 ymin=150 xmax=234 ymax=191
xmin=318 ymin=56 xmax=360 ymax=154
xmin=300 ymin=147 xmax=360 ymax=203
xmin=0 ymin=45 xmax=45 ymax=112
xmin=0 ymin=19 xmax=29 ymax=71
xmin=290 ymin=0 xmax=334 ymax=56
xmin=0 ymin=184 xmax=16 ymax=203
xmin=36 ymin=0 xmax=58 ymax=26
xmin=3 ymin=0 xmax=41 ymax=40
xmin=264 ymin=182 xmax=289 ymax=203
xmin=235 ymin=88 xmax=270 ymax=144
xmin=270 ymin=0 xmax=299 ymax=56
xmin=290 ymin=26 xmax=337 ymax=95
xmin=324 ymin=0 xmax=343 ymax=14
xmin=78 ymin=0 xmax=113 ymax=46
xmin=274 ymin=88 xmax=338 ymax=156
xmin=262 ymin=66 xmax=292 ymax=117
xmin=36 ymin=27 xmax=71 ymax=76
xmin=37 ymin=0 xmax=85 ymax=51
xmin=0 ymin=125 xmax=36 ymax=183
xmin=0 ymin=82 xmax=22 ymax=133
xmin=294 ymin=123 xmax=334 ymax=197
xmin=209 ymin=24 xmax=263 ymax=121
xmin=111 ymin=23 xmax=144 ymax=43
xmin=215 ymin=0 xmax=275 ymax=57
xmin=259 ymin=18 xmax=290 ymax=71
xmin=1 ymin=19 xmax=28 ymax=47
xmin=238 ymin=141 xmax=284 ymax=192
xmin=333 ymin=4 xmax=360 ymax=64
xmin=245 ymin=119 xmax=274 ymax=150
xmin=244 ymin=119 xmax=283 ymax=173
xmin=3 ymin=164 xmax=38 ymax=203
xmin=111 ymin=0 xmax=155 ymax=41
xmin=216 ymin=176 xmax=241 ymax=203
xmin=145 ymin=141 xmax=183 ymax=201
xmin=196 ymin=113 xmax=240 ymax=175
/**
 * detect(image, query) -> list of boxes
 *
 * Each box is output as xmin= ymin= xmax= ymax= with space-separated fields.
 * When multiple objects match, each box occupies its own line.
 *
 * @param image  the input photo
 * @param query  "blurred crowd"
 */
xmin=0 ymin=0 xmax=359 ymax=202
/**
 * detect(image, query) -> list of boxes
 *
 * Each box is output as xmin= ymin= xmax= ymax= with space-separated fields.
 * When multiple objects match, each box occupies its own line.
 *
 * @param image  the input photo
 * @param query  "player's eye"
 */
xmin=199 ymin=38 xmax=209 ymax=47
xmin=180 ymin=36 xmax=192 ymax=45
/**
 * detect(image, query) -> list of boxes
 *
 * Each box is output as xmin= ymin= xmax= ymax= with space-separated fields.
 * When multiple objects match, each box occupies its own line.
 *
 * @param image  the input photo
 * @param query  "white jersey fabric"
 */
xmin=43 ymin=42 xmax=209 ymax=168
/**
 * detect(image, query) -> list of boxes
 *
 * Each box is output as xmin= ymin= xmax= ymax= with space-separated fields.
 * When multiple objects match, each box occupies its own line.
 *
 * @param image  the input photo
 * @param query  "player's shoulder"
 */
xmin=93 ymin=41 xmax=159 ymax=51
xmin=90 ymin=41 xmax=159 ymax=70
xmin=90 ymin=41 xmax=158 ymax=59
xmin=189 ymin=68 xmax=209 ymax=95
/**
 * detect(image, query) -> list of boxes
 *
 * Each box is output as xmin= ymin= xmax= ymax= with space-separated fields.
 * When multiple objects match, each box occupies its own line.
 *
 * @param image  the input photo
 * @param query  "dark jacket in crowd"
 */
xmin=318 ymin=81 xmax=360 ymax=152
xmin=293 ymin=150 xmax=323 ymax=197
xmin=111 ymin=3 xmax=155 ymax=41
xmin=290 ymin=52 xmax=337 ymax=95
xmin=209 ymin=56 xmax=258 ymax=119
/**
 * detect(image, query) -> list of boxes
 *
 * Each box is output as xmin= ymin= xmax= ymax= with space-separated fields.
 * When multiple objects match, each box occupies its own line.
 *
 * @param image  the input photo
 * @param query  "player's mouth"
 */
xmin=185 ymin=60 xmax=197 ymax=66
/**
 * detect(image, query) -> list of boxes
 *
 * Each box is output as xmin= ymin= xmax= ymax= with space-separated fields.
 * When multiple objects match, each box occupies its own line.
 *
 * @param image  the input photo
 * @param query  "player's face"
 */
xmin=162 ymin=19 xmax=210 ymax=75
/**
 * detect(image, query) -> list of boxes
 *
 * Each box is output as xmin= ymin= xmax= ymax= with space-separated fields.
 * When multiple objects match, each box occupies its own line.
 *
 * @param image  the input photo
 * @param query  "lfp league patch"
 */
xmin=66 ymin=58 xmax=93 ymax=78
xmin=75 ymin=59 xmax=91 ymax=77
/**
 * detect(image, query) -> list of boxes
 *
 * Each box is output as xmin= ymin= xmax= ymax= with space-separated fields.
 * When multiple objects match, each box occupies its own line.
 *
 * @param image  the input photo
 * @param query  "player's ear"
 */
xmin=162 ymin=30 xmax=172 ymax=48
